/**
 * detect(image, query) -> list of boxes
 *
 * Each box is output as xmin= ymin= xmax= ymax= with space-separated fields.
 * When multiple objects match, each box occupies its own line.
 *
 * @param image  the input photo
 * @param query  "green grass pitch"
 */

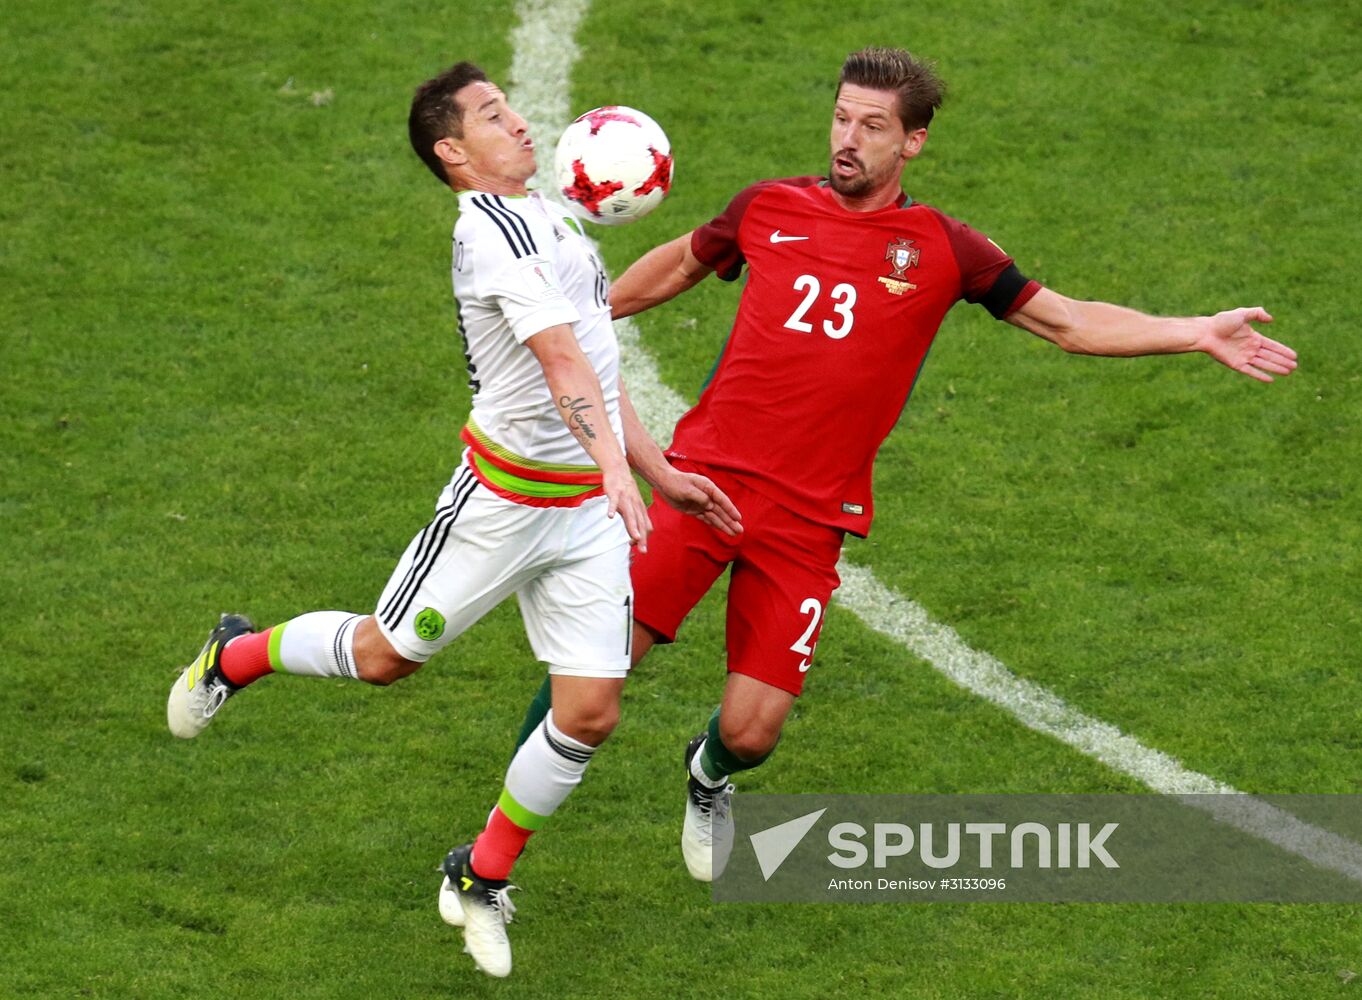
xmin=3 ymin=0 xmax=1360 ymax=996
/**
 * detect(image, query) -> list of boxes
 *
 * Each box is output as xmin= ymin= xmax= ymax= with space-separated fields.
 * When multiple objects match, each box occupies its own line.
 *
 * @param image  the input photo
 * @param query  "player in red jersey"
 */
xmin=516 ymin=46 xmax=1298 ymax=881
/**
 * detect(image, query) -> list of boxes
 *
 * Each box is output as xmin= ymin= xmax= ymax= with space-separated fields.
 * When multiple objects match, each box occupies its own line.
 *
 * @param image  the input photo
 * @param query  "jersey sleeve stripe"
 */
xmin=471 ymin=195 xmax=528 ymax=258
xmin=491 ymin=194 xmax=539 ymax=254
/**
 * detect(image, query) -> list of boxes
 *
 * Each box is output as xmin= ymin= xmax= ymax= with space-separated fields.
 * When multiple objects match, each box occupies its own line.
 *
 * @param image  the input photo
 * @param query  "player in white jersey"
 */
xmin=165 ymin=60 xmax=740 ymax=979
xmin=453 ymin=188 xmax=621 ymax=470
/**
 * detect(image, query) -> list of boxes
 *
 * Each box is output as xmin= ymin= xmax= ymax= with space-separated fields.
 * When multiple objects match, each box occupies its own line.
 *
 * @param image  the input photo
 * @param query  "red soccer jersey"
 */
xmin=668 ymin=176 xmax=1042 ymax=535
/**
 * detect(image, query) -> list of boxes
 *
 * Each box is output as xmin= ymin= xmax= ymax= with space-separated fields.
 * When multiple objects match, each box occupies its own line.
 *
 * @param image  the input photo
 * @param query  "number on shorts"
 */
xmin=790 ymin=597 xmax=824 ymax=673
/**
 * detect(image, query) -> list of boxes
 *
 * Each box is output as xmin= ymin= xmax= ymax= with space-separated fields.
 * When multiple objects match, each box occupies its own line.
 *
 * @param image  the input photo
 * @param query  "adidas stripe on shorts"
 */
xmin=374 ymin=458 xmax=633 ymax=677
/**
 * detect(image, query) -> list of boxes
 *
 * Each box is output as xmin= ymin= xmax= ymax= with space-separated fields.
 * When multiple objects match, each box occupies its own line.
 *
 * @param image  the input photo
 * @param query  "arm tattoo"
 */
xmin=559 ymin=395 xmax=598 ymax=441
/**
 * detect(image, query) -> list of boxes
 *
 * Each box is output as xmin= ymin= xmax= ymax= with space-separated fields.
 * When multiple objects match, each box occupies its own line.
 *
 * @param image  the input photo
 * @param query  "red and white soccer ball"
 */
xmin=554 ymin=106 xmax=673 ymax=226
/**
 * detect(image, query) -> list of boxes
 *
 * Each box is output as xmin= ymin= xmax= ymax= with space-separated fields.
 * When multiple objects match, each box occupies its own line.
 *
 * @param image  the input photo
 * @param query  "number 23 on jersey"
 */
xmin=782 ymin=274 xmax=857 ymax=340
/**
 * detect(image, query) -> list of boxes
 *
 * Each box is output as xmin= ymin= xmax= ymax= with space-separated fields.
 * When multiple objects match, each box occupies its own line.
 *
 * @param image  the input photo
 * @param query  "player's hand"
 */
xmin=1197 ymin=307 xmax=1297 ymax=382
xmin=653 ymin=470 xmax=743 ymax=536
xmin=603 ymin=467 xmax=653 ymax=552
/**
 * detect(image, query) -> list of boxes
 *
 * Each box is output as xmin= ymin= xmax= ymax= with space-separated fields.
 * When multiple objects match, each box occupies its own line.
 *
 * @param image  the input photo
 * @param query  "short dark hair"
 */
xmin=838 ymin=47 xmax=945 ymax=132
xmin=408 ymin=61 xmax=490 ymax=186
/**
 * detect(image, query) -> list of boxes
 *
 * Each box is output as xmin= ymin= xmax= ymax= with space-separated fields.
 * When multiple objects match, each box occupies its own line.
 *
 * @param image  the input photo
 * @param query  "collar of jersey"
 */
xmin=455 ymin=187 xmax=532 ymax=200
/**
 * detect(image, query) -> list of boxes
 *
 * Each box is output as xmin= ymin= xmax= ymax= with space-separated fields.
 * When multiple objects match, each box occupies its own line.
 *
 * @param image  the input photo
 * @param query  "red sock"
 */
xmin=219 ymin=628 xmax=276 ymax=687
xmin=471 ymin=806 xmax=533 ymax=881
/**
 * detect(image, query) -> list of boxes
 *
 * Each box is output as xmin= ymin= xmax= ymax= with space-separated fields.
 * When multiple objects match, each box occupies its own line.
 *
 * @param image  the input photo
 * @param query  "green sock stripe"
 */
xmin=497 ymin=788 xmax=549 ymax=831
xmin=267 ymin=624 xmax=286 ymax=671
xmin=702 ymin=706 xmax=774 ymax=777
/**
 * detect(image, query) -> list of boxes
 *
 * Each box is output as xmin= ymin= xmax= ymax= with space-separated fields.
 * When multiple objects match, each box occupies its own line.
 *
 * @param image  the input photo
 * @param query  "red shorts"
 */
xmin=631 ymin=460 xmax=844 ymax=696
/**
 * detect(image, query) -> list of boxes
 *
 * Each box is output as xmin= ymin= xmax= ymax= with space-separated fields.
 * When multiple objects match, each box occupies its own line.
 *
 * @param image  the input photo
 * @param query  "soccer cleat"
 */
xmin=681 ymin=732 xmax=735 ymax=882
xmin=437 ymin=874 xmax=465 ymax=928
xmin=166 ymin=613 xmax=256 ymax=739
xmin=440 ymin=844 xmax=516 ymax=978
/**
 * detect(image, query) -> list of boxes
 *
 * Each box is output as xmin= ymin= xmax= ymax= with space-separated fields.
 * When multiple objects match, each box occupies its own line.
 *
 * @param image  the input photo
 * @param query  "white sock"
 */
xmin=274 ymin=611 xmax=364 ymax=679
xmin=502 ymin=710 xmax=597 ymax=820
xmin=689 ymin=739 xmax=729 ymax=788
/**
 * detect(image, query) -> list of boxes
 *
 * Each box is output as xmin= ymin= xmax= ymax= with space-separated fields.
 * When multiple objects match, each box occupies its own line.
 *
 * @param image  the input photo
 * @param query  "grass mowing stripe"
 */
xmin=835 ymin=563 xmax=1362 ymax=884
xmin=508 ymin=0 xmax=1362 ymax=886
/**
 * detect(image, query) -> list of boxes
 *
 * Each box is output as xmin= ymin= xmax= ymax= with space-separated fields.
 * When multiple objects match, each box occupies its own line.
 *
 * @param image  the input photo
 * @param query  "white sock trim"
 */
xmin=542 ymin=710 xmax=596 ymax=763
xmin=690 ymin=739 xmax=729 ymax=788
xmin=502 ymin=708 xmax=595 ymax=819
xmin=275 ymin=611 xmax=363 ymax=678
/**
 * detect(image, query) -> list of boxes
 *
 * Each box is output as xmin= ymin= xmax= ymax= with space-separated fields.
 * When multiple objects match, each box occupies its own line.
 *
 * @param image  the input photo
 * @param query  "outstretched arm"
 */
xmin=609 ymin=231 xmax=714 ymax=319
xmin=1007 ymin=288 xmax=1297 ymax=382
xmin=618 ymin=379 xmax=742 ymax=536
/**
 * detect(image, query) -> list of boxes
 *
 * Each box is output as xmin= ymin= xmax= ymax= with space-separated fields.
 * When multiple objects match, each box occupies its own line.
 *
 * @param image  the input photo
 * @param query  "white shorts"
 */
xmin=374 ymin=462 xmax=632 ymax=677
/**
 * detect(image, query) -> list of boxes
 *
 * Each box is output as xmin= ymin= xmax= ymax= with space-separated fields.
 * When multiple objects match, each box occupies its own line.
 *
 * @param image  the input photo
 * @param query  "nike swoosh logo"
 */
xmin=770 ymin=230 xmax=810 ymax=244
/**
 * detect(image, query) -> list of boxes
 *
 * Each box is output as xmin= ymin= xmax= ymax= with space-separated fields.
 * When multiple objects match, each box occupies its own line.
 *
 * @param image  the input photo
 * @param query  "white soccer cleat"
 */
xmin=681 ymin=734 xmax=735 ymax=882
xmin=440 ymin=844 xmax=515 ymax=978
xmin=167 ymin=614 xmax=255 ymax=739
xmin=461 ymin=884 xmax=516 ymax=979
xmin=437 ymin=875 xmax=465 ymax=927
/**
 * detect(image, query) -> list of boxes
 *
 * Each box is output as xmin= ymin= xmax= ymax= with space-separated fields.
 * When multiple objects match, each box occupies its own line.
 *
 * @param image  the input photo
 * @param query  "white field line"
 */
xmin=505 ymin=0 xmax=1362 ymax=886
xmin=837 ymin=563 xmax=1362 ymax=881
xmin=508 ymin=0 xmax=590 ymax=195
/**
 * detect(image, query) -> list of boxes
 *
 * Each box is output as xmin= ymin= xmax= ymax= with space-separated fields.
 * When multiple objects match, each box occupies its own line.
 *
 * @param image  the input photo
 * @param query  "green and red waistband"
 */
xmin=461 ymin=421 xmax=605 ymax=508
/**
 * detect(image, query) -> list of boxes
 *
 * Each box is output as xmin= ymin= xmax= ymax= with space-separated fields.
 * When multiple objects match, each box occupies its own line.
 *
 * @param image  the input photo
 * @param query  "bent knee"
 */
xmin=553 ymin=703 xmax=621 ymax=747
xmin=718 ymin=723 xmax=780 ymax=763
xmin=356 ymin=652 xmax=423 ymax=686
xmin=352 ymin=616 xmax=423 ymax=685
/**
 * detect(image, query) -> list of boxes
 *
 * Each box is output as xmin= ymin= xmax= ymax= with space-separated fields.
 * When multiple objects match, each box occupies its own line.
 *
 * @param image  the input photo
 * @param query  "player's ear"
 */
xmin=435 ymin=137 xmax=469 ymax=170
xmin=901 ymin=127 xmax=928 ymax=161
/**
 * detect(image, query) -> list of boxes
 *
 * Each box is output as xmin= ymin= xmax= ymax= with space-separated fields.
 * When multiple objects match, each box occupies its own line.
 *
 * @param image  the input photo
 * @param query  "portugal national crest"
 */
xmin=879 ymin=237 xmax=920 ymax=295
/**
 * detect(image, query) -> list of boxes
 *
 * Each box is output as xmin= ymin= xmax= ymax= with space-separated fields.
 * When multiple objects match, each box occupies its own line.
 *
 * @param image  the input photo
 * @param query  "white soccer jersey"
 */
xmin=452 ymin=190 xmax=623 ymax=468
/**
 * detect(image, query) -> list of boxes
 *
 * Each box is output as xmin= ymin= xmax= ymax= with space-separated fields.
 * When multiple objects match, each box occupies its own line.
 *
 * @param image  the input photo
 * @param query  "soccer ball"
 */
xmin=554 ymin=106 xmax=673 ymax=226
